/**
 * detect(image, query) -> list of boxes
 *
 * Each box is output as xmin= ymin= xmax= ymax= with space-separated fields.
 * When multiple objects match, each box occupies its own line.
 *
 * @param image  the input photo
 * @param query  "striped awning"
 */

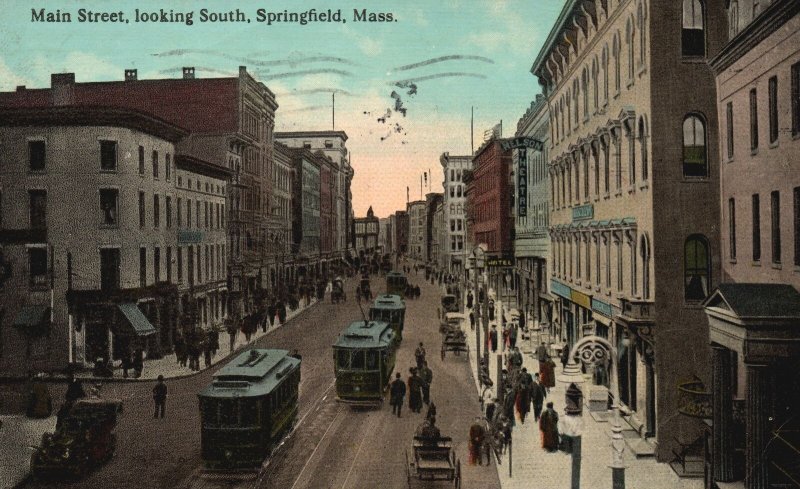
xmin=116 ymin=303 xmax=157 ymax=336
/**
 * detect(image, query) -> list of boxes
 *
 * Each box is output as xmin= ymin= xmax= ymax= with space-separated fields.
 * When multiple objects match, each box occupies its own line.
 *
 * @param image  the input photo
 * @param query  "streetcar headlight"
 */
xmin=224 ymin=449 xmax=233 ymax=459
xmin=354 ymin=386 xmax=360 ymax=392
xmin=62 ymin=448 xmax=70 ymax=459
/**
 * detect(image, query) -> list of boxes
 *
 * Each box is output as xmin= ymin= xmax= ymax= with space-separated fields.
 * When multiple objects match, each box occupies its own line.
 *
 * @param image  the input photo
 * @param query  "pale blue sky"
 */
xmin=0 ymin=0 xmax=564 ymax=216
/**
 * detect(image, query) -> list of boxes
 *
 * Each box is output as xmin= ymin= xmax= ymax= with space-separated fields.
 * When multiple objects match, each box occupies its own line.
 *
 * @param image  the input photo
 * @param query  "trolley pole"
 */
xmin=473 ymin=258 xmax=481 ymax=382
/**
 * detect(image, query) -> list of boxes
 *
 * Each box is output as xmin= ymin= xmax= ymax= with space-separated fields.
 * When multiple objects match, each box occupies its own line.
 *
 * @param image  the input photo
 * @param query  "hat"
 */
xmin=157 ymin=375 xmax=165 ymax=381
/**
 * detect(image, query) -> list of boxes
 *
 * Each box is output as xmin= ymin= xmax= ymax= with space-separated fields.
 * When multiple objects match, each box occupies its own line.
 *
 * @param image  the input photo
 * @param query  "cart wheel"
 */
xmin=454 ymin=459 xmax=462 ymax=488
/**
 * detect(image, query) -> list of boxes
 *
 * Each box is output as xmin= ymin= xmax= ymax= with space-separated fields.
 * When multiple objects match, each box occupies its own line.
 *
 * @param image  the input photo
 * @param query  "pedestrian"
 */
xmin=415 ymin=342 xmax=426 ymax=369
xmin=508 ymin=347 xmax=523 ymax=371
xmin=389 ymin=372 xmax=406 ymax=417
xmin=152 ymin=375 xmax=167 ymax=419
xmin=468 ymin=417 xmax=487 ymax=465
xmin=485 ymin=398 xmax=497 ymax=424
xmin=466 ymin=291 xmax=473 ymax=309
xmin=503 ymin=382 xmax=517 ymax=428
xmin=531 ymin=373 xmax=547 ymax=421
xmin=419 ymin=360 xmax=433 ymax=405
xmin=536 ymin=341 xmax=550 ymax=374
xmin=407 ymin=367 xmax=424 ymax=413
xmin=560 ymin=342 xmax=570 ymax=371
xmin=489 ymin=325 xmax=498 ymax=353
xmin=267 ymin=302 xmax=276 ymax=328
xmin=121 ymin=347 xmax=132 ymax=379
xmin=209 ymin=329 xmax=219 ymax=357
xmin=488 ymin=300 xmax=495 ymax=321
xmin=227 ymin=321 xmax=237 ymax=353
xmin=542 ymin=357 xmax=557 ymax=393
xmin=426 ymin=400 xmax=437 ymax=420
xmin=539 ymin=402 xmax=560 ymax=452
xmin=469 ymin=311 xmax=475 ymax=330
xmin=174 ymin=333 xmax=187 ymax=367
xmin=502 ymin=324 xmax=510 ymax=352
xmin=203 ymin=341 xmax=212 ymax=368
xmin=133 ymin=348 xmax=144 ymax=378
xmin=278 ymin=301 xmax=287 ymax=324
xmin=516 ymin=367 xmax=533 ymax=424
xmin=509 ymin=322 xmax=518 ymax=349
xmin=356 ymin=286 xmax=362 ymax=303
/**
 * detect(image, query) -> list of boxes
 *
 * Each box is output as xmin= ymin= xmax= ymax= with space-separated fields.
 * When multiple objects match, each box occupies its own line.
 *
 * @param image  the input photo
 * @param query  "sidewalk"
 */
xmin=76 ymin=295 xmax=321 ymax=382
xmin=0 ymin=415 xmax=55 ymax=489
xmin=463 ymin=290 xmax=702 ymax=489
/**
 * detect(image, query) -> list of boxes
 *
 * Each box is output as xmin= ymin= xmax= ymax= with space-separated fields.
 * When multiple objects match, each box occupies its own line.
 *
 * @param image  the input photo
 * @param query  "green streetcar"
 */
xmin=369 ymin=294 xmax=406 ymax=343
xmin=386 ymin=271 xmax=408 ymax=297
xmin=198 ymin=349 xmax=301 ymax=468
xmin=333 ymin=320 xmax=398 ymax=407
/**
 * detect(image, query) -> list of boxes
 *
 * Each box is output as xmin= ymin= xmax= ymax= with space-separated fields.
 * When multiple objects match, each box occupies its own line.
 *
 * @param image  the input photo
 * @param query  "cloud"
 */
xmin=0 ymin=56 xmax=29 ymax=91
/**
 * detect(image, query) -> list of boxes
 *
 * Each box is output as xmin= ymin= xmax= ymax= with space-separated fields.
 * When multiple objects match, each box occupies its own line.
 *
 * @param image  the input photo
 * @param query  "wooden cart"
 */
xmin=405 ymin=436 xmax=461 ymax=488
xmin=440 ymin=313 xmax=469 ymax=360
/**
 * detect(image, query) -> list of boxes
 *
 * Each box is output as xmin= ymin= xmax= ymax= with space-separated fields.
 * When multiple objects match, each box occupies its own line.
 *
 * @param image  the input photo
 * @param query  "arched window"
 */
xmin=683 ymin=114 xmax=707 ymax=177
xmin=728 ymin=1 xmax=739 ymax=39
xmin=684 ymin=234 xmax=710 ymax=301
xmin=682 ymin=0 xmax=705 ymax=57
xmin=640 ymin=234 xmax=651 ymax=299
xmin=612 ymin=33 xmax=621 ymax=94
xmin=582 ymin=68 xmax=589 ymax=119
xmin=450 ymin=203 xmax=455 ymax=214
xmin=625 ymin=18 xmax=635 ymax=83
xmin=639 ymin=116 xmax=648 ymax=180
xmin=457 ymin=185 xmax=462 ymax=198
xmin=602 ymin=45 xmax=609 ymax=102
xmin=637 ymin=2 xmax=646 ymax=67
xmin=592 ymin=58 xmax=599 ymax=112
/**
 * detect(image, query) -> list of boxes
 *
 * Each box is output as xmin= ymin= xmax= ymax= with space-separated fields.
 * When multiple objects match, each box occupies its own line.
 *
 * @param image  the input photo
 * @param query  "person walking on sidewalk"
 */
xmin=469 ymin=311 xmax=475 ymax=330
xmin=539 ymin=402 xmax=559 ymax=452
xmin=415 ymin=342 xmax=426 ymax=370
xmin=468 ymin=417 xmax=487 ymax=465
xmin=531 ymin=373 xmax=547 ymax=421
xmin=560 ymin=342 xmax=571 ymax=371
xmin=466 ymin=291 xmax=473 ymax=309
xmin=389 ymin=373 xmax=406 ymax=417
xmin=419 ymin=361 xmax=433 ymax=405
xmin=407 ymin=368 xmax=424 ymax=413
xmin=536 ymin=341 xmax=550 ymax=373
xmin=133 ymin=348 xmax=144 ymax=378
xmin=152 ymin=375 xmax=167 ymax=419
xmin=515 ymin=367 xmax=533 ymax=424
xmin=489 ymin=325 xmax=498 ymax=353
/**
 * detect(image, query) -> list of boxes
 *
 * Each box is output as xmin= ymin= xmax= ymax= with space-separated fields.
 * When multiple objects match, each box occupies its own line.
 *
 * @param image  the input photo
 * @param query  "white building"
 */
xmin=407 ymin=200 xmax=426 ymax=260
xmin=440 ymin=153 xmax=472 ymax=275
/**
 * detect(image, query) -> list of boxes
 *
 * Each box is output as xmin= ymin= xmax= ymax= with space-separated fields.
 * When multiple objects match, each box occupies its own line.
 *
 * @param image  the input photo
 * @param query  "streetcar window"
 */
xmin=351 ymin=350 xmax=366 ymax=369
xmin=366 ymin=350 xmax=379 ymax=370
xmin=240 ymin=400 xmax=259 ymax=427
xmin=219 ymin=399 xmax=239 ymax=426
xmin=337 ymin=349 xmax=349 ymax=369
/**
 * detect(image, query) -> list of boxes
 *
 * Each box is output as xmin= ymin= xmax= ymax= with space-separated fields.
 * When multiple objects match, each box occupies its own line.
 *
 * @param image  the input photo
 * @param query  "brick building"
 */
xmin=465 ymin=139 xmax=513 ymax=258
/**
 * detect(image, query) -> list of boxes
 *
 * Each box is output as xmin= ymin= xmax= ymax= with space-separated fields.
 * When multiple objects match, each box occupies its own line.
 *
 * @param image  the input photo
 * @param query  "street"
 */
xmin=22 ymin=272 xmax=500 ymax=489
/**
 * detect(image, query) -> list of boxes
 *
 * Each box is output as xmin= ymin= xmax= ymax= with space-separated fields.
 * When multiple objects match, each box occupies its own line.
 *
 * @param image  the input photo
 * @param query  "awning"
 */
xmin=116 ymin=303 xmax=157 ymax=336
xmin=12 ymin=305 xmax=50 ymax=329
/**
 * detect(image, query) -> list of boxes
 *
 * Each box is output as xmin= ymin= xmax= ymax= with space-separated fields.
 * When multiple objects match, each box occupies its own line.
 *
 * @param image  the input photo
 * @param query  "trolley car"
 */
xmin=369 ymin=294 xmax=406 ymax=343
xmin=333 ymin=320 xmax=397 ymax=406
xmin=198 ymin=349 xmax=301 ymax=469
xmin=386 ymin=271 xmax=408 ymax=297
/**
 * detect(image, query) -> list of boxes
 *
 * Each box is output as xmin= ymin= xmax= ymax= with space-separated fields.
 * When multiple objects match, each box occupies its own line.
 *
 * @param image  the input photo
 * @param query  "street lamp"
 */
xmin=559 ymin=359 xmax=586 ymax=489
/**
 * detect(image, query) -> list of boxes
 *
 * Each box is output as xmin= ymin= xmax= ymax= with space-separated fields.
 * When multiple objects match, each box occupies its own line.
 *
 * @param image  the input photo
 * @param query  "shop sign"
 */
xmin=570 ymin=290 xmax=591 ymax=309
xmin=178 ymin=230 xmax=203 ymax=244
xmin=550 ymin=279 xmax=571 ymax=299
xmin=592 ymin=298 xmax=613 ymax=317
xmin=517 ymin=149 xmax=527 ymax=217
xmin=500 ymin=136 xmax=545 ymax=152
xmin=572 ymin=204 xmax=594 ymax=221
xmin=486 ymin=256 xmax=514 ymax=267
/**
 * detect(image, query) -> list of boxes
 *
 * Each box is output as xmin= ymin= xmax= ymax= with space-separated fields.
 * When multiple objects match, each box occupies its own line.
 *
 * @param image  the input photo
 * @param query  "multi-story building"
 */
xmin=702 ymin=2 xmax=800 ymax=488
xmin=275 ymin=131 xmax=352 ymax=261
xmin=270 ymin=142 xmax=294 ymax=294
xmin=466 ymin=140 xmax=513 ymax=258
xmin=431 ymin=202 xmax=445 ymax=269
xmin=289 ymin=148 xmax=321 ymax=281
xmin=0 ymin=67 xmax=278 ymax=324
xmin=394 ymin=210 xmax=409 ymax=256
xmin=354 ymin=207 xmax=379 ymax=256
xmin=440 ymin=153 xmax=472 ymax=276
xmin=424 ymin=193 xmax=443 ymax=264
xmin=531 ymin=0 xmax=726 ymax=461
xmin=379 ymin=217 xmax=393 ymax=254
xmin=513 ymin=95 xmax=552 ymax=328
xmin=407 ymin=201 xmax=426 ymax=260
xmin=0 ymin=106 xmax=225 ymax=374
xmin=318 ymin=153 xmax=336 ymax=277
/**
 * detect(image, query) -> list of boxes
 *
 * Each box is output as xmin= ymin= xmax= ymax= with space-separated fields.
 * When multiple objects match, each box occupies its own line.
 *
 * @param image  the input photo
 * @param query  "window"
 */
xmin=728 ymin=0 xmax=739 ymax=39
xmin=639 ymin=117 xmax=648 ymax=180
xmin=100 ymin=140 xmax=117 ymax=171
xmin=641 ymin=235 xmax=651 ymax=299
xmin=177 ymin=197 xmax=182 ymax=227
xmin=187 ymin=200 xmax=192 ymax=228
xmin=28 ymin=141 xmax=45 ymax=171
xmin=303 ymin=141 xmax=312 ymax=149
xmin=196 ymin=201 xmax=201 ymax=228
xmin=793 ymin=62 xmax=800 ymax=137
xmin=682 ymin=0 xmax=705 ymax=57
xmin=29 ymin=190 xmax=47 ymax=229
xmin=637 ymin=2 xmax=646 ymax=67
xmin=99 ymin=189 xmax=118 ymax=226
xmin=750 ymin=88 xmax=759 ymax=152
xmin=726 ymin=102 xmax=734 ymax=159
xmin=683 ymin=115 xmax=707 ymax=177
xmin=100 ymin=248 xmax=120 ymax=292
xmin=138 ymin=191 xmax=145 ymax=228
xmin=794 ymin=187 xmax=800 ymax=266
xmin=771 ymin=191 xmax=781 ymax=264
xmin=166 ymin=154 xmax=171 ymax=181
xmin=138 ymin=146 xmax=145 ymax=174
xmin=684 ymin=235 xmax=710 ymax=301
xmin=204 ymin=201 xmax=209 ymax=228
xmin=152 ymin=151 xmax=159 ymax=179
xmin=28 ymin=247 xmax=48 ymax=288
xmin=625 ymin=19 xmax=634 ymax=82
xmin=139 ymin=247 xmax=147 ymax=287
xmin=177 ymin=247 xmax=183 ymax=283
xmin=768 ymin=76 xmax=778 ymax=144
xmin=613 ymin=34 xmax=621 ymax=94
xmin=616 ymin=238 xmax=623 ymax=291
xmin=166 ymin=247 xmax=172 ymax=283
xmin=324 ymin=140 xmax=333 ymax=149
xmin=729 ymin=198 xmax=737 ymax=260
xmin=153 ymin=195 xmax=160 ymax=228
xmin=166 ymin=196 xmax=172 ymax=228
xmin=753 ymin=194 xmax=761 ymax=261
xmin=154 ymin=247 xmax=161 ymax=282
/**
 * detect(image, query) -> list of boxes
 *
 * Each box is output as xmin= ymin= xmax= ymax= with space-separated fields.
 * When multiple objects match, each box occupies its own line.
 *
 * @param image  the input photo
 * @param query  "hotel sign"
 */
xmin=572 ymin=204 xmax=594 ymax=221
xmin=178 ymin=231 xmax=203 ymax=244
xmin=486 ymin=256 xmax=514 ymax=267
xmin=517 ymin=149 xmax=527 ymax=217
xmin=500 ymin=136 xmax=544 ymax=152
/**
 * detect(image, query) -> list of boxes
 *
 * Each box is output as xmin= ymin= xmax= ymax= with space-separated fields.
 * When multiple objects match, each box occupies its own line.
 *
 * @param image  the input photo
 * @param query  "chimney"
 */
xmin=182 ymin=67 xmax=195 ymax=79
xmin=239 ymin=66 xmax=247 ymax=76
xmin=125 ymin=69 xmax=137 ymax=81
xmin=51 ymin=73 xmax=75 ymax=106
xmin=16 ymin=85 xmax=25 ymax=91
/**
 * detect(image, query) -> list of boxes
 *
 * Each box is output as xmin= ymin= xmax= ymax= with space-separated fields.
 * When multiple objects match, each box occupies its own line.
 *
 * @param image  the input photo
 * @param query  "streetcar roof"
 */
xmin=334 ymin=320 xmax=395 ymax=349
xmin=371 ymin=294 xmax=405 ymax=309
xmin=387 ymin=271 xmax=406 ymax=278
xmin=199 ymin=348 xmax=300 ymax=398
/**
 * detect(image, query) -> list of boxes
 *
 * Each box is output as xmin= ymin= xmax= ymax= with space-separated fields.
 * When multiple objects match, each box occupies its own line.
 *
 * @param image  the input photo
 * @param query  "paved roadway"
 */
xmin=23 ymin=270 xmax=500 ymax=489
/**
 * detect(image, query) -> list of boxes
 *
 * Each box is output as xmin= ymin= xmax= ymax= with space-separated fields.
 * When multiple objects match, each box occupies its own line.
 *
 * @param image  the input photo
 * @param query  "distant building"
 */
xmin=394 ymin=210 xmax=409 ymax=256
xmin=379 ymin=217 xmax=393 ymax=254
xmin=271 ymin=142 xmax=294 ymax=293
xmin=406 ymin=201 xmax=426 ymax=260
xmin=354 ymin=207 xmax=379 ymax=256
xmin=466 ymin=140 xmax=513 ymax=258
xmin=288 ymin=148 xmax=321 ymax=281
xmin=431 ymin=202 xmax=445 ymax=269
xmin=703 ymin=2 xmax=800 ymax=487
xmin=424 ymin=193 xmax=443 ymax=264
xmin=440 ymin=153 xmax=472 ymax=276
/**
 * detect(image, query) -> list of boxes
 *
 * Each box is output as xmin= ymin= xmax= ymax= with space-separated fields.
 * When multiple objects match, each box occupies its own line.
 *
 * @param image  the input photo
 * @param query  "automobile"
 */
xmin=440 ymin=294 xmax=459 ymax=313
xmin=30 ymin=398 xmax=122 ymax=480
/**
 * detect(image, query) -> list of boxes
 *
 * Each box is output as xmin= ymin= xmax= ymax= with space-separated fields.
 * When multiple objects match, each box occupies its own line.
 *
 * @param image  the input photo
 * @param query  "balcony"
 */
xmin=677 ymin=379 xmax=712 ymax=419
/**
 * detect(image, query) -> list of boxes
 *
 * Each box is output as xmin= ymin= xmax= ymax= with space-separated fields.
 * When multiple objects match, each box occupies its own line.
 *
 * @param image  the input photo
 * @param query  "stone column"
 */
xmin=712 ymin=345 xmax=734 ymax=482
xmin=745 ymin=364 xmax=771 ymax=489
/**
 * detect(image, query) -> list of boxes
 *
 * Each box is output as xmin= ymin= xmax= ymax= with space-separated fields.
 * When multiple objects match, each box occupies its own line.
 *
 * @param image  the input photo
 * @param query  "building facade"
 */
xmin=440 ymin=153 xmax=472 ymax=276
xmin=407 ymin=201 xmax=426 ymax=260
xmin=424 ymin=193 xmax=443 ymax=264
xmin=514 ymin=94 xmax=552 ymax=328
xmin=466 ymin=140 xmax=513 ymax=257
xmin=354 ymin=206 xmax=379 ymax=256
xmin=703 ymin=2 xmax=800 ymax=488
xmin=270 ymin=142 xmax=294 ymax=294
xmin=289 ymin=149 xmax=321 ymax=281
xmin=431 ymin=202 xmax=445 ymax=268
xmin=394 ymin=210 xmax=409 ymax=256
xmin=532 ymin=0 xmax=726 ymax=461
xmin=379 ymin=217 xmax=392 ymax=254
